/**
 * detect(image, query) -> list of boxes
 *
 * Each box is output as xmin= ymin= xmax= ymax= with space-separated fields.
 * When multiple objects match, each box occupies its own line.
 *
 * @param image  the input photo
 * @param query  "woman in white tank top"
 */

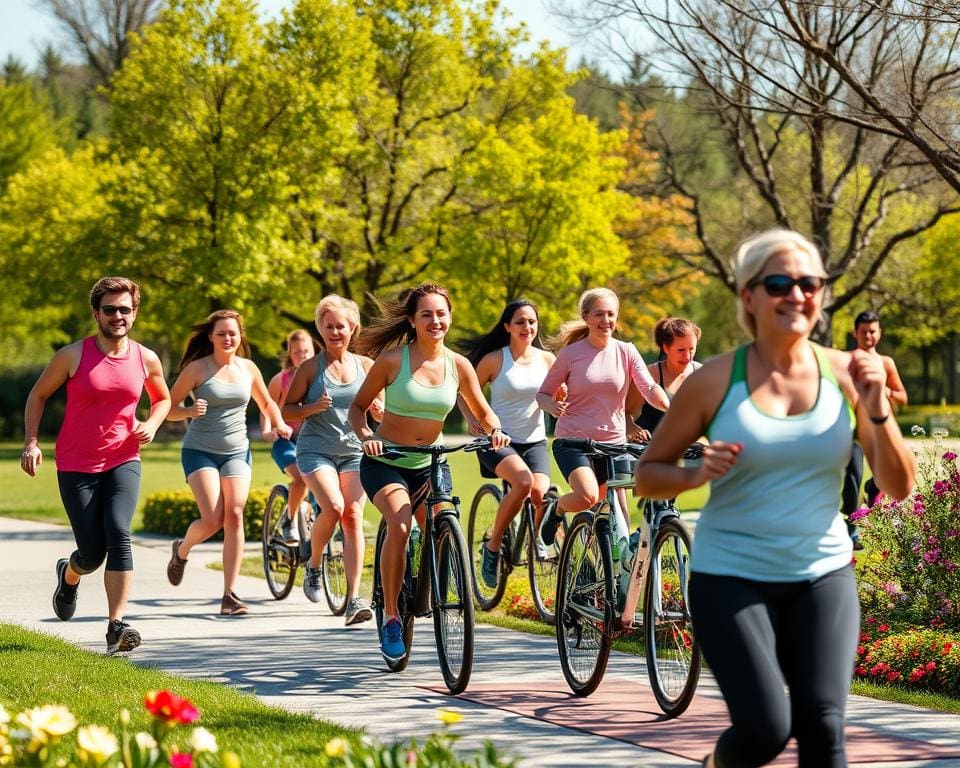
xmin=459 ymin=300 xmax=562 ymax=589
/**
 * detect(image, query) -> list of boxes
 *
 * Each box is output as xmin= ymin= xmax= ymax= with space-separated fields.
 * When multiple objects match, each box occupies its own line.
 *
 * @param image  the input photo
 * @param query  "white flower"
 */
xmin=76 ymin=725 xmax=118 ymax=763
xmin=189 ymin=726 xmax=218 ymax=753
xmin=15 ymin=705 xmax=77 ymax=741
xmin=134 ymin=732 xmax=157 ymax=751
xmin=0 ymin=704 xmax=9 ymax=725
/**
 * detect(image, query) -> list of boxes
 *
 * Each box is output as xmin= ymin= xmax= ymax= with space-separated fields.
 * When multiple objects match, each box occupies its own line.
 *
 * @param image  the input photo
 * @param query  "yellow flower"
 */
xmin=436 ymin=709 xmax=463 ymax=726
xmin=76 ymin=725 xmax=118 ymax=765
xmin=324 ymin=737 xmax=348 ymax=758
xmin=15 ymin=705 xmax=77 ymax=742
xmin=221 ymin=750 xmax=241 ymax=768
xmin=190 ymin=726 xmax=218 ymax=753
xmin=0 ymin=704 xmax=9 ymax=725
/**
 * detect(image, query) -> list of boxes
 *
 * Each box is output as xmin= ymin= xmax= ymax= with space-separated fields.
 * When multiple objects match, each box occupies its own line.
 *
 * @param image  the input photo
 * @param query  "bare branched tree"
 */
xmin=567 ymin=0 xmax=960 ymax=340
xmin=39 ymin=0 xmax=164 ymax=85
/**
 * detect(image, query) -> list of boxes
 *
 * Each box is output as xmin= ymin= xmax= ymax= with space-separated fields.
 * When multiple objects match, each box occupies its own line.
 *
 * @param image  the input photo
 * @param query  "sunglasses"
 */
xmin=749 ymin=274 xmax=826 ymax=297
xmin=100 ymin=305 xmax=134 ymax=316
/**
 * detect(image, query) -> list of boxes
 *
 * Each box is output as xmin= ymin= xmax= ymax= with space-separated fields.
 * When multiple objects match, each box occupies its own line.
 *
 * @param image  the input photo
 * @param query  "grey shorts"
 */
xmin=297 ymin=451 xmax=361 ymax=476
xmin=181 ymin=447 xmax=251 ymax=480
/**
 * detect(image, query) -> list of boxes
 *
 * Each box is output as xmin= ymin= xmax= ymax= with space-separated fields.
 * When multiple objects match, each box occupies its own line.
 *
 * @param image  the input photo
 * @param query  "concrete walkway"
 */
xmin=1 ymin=516 xmax=959 ymax=767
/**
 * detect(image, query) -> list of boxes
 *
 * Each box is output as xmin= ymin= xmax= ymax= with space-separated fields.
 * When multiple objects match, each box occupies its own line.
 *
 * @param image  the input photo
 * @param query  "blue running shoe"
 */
xmin=540 ymin=501 xmax=564 ymax=547
xmin=481 ymin=545 xmax=500 ymax=588
xmin=381 ymin=617 xmax=405 ymax=661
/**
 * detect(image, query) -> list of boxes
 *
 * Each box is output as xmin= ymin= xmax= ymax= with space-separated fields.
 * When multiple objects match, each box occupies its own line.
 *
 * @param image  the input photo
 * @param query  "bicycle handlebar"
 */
xmin=379 ymin=435 xmax=498 ymax=461
xmin=553 ymin=437 xmax=704 ymax=461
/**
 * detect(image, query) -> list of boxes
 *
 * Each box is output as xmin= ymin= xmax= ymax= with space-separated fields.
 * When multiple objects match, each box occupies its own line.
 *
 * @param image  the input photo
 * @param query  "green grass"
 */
xmin=0 ymin=622 xmax=354 ymax=766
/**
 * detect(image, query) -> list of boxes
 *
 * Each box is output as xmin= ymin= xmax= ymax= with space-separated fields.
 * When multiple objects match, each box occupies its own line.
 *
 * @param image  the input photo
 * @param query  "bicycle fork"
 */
xmin=619 ymin=522 xmax=651 ymax=629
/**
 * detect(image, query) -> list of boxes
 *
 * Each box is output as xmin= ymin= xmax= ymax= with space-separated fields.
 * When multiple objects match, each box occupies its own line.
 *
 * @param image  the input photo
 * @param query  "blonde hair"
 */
xmin=548 ymin=287 xmax=619 ymax=350
xmin=279 ymin=329 xmax=318 ymax=369
xmin=314 ymin=294 xmax=361 ymax=349
xmin=734 ymin=229 xmax=826 ymax=337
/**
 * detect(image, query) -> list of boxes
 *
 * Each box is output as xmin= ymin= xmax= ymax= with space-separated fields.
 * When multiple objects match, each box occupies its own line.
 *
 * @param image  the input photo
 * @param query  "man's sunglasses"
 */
xmin=100 ymin=305 xmax=134 ymax=316
xmin=749 ymin=274 xmax=826 ymax=298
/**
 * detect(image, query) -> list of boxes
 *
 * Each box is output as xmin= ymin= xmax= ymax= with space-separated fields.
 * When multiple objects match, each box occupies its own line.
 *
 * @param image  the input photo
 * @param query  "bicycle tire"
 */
xmin=433 ymin=513 xmax=475 ymax=694
xmin=322 ymin=522 xmax=348 ymax=616
xmin=555 ymin=511 xmax=614 ymax=696
xmin=643 ymin=517 xmax=701 ymax=717
xmin=528 ymin=486 xmax=566 ymax=625
xmin=372 ymin=520 xmax=414 ymax=672
xmin=262 ymin=484 xmax=296 ymax=600
xmin=296 ymin=500 xmax=315 ymax=562
xmin=467 ymin=483 xmax=506 ymax=610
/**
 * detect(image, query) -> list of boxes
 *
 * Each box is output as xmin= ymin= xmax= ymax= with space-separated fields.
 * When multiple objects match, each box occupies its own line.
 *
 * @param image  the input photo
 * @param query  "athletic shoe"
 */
xmin=166 ymin=539 xmax=187 ymax=586
xmin=534 ymin=535 xmax=550 ymax=561
xmin=52 ymin=558 xmax=78 ymax=621
xmin=281 ymin=512 xmax=298 ymax=545
xmin=220 ymin=592 xmax=248 ymax=616
xmin=344 ymin=597 xmax=373 ymax=626
xmin=481 ymin=545 xmax=500 ymax=588
xmin=540 ymin=502 xmax=564 ymax=547
xmin=303 ymin=565 xmax=323 ymax=603
xmin=381 ymin=617 xmax=405 ymax=661
xmin=105 ymin=619 xmax=141 ymax=655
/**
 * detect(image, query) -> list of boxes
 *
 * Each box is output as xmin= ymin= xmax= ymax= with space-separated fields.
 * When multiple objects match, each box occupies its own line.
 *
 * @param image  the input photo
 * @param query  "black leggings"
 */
xmin=690 ymin=566 xmax=859 ymax=768
xmin=57 ymin=460 xmax=141 ymax=573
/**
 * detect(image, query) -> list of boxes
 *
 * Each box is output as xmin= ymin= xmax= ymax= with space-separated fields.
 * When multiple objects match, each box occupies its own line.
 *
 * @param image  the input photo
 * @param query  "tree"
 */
xmin=39 ymin=0 xmax=164 ymax=86
xmin=569 ymin=0 xmax=960 ymax=341
xmin=0 ymin=79 xmax=66 ymax=193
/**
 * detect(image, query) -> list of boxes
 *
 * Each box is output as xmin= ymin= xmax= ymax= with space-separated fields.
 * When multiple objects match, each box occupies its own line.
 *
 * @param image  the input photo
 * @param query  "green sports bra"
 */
xmin=384 ymin=345 xmax=459 ymax=421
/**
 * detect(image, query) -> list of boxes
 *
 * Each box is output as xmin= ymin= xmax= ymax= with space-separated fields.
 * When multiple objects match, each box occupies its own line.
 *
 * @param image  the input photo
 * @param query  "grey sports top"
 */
xmin=296 ymin=352 xmax=365 ymax=458
xmin=182 ymin=368 xmax=252 ymax=455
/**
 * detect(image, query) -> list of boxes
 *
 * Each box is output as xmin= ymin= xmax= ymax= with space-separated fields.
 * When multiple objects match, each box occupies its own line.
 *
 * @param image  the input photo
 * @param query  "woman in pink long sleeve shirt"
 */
xmin=536 ymin=288 xmax=670 ymax=544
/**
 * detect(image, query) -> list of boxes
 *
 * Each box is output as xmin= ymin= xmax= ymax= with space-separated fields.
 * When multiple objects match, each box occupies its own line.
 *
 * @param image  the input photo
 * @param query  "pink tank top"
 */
xmin=56 ymin=337 xmax=148 ymax=472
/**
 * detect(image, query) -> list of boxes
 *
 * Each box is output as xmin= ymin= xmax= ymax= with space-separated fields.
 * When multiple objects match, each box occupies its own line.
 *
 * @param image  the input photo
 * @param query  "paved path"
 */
xmin=2 ymin=516 xmax=959 ymax=767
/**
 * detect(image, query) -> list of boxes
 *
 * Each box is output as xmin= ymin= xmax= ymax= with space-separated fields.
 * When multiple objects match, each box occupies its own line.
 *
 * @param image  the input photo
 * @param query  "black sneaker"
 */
xmin=53 ymin=558 xmax=78 ymax=621
xmin=540 ymin=502 xmax=564 ymax=547
xmin=105 ymin=619 xmax=141 ymax=655
xmin=481 ymin=545 xmax=500 ymax=588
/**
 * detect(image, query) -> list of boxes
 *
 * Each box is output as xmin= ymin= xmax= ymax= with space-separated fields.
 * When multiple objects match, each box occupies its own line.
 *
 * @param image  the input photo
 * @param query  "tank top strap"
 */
xmin=810 ymin=342 xmax=857 ymax=431
xmin=444 ymin=348 xmax=459 ymax=386
xmin=656 ymin=360 xmax=664 ymax=385
xmin=731 ymin=344 xmax=748 ymax=384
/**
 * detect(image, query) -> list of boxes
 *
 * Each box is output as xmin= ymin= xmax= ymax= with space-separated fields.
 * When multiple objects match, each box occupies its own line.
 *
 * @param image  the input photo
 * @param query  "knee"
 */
xmin=104 ymin=545 xmax=134 ymax=572
xmin=719 ymin=715 xmax=790 ymax=766
xmin=569 ymin=490 xmax=599 ymax=510
xmin=340 ymin=506 xmax=363 ymax=532
xmin=71 ymin=549 xmax=106 ymax=576
xmin=222 ymin=507 xmax=244 ymax=530
xmin=290 ymin=477 xmax=306 ymax=494
xmin=325 ymin=500 xmax=345 ymax=518
xmin=794 ymin=708 xmax=845 ymax=760
xmin=512 ymin=473 xmax=533 ymax=497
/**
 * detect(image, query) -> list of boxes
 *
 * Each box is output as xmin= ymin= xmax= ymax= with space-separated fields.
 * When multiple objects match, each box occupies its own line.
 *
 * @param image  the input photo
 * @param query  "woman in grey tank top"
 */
xmin=282 ymin=295 xmax=382 ymax=626
xmin=166 ymin=310 xmax=291 ymax=616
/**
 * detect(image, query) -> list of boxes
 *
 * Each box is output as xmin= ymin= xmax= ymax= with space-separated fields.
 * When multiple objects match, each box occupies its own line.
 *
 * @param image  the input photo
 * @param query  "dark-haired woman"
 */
xmin=459 ymin=299 xmax=560 ymax=588
xmin=632 ymin=317 xmax=702 ymax=437
xmin=166 ymin=310 xmax=291 ymax=615
xmin=348 ymin=283 xmax=509 ymax=662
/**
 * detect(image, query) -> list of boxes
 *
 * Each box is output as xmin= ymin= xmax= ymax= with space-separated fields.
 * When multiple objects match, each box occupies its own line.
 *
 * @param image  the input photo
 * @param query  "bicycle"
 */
xmin=468 ymin=478 xmax=565 ymax=623
xmin=371 ymin=436 xmax=489 ymax=694
xmin=553 ymin=438 xmax=704 ymax=717
xmin=261 ymin=484 xmax=348 ymax=614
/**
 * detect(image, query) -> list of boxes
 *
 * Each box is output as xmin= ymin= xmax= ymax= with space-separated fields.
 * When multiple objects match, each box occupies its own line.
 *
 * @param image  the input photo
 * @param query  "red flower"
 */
xmin=925 ymin=661 xmax=937 ymax=671
xmin=170 ymin=754 xmax=194 ymax=768
xmin=944 ymin=642 xmax=953 ymax=655
xmin=909 ymin=668 xmax=925 ymax=683
xmin=145 ymin=690 xmax=200 ymax=725
xmin=878 ymin=624 xmax=890 ymax=633
xmin=886 ymin=671 xmax=901 ymax=682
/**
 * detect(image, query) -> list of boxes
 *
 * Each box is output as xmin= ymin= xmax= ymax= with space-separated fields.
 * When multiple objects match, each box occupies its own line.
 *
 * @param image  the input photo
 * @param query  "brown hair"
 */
xmin=356 ymin=283 xmax=453 ymax=358
xmin=279 ymin=329 xmax=319 ymax=369
xmin=179 ymin=310 xmax=250 ymax=371
xmin=653 ymin=317 xmax=702 ymax=352
xmin=90 ymin=277 xmax=140 ymax=311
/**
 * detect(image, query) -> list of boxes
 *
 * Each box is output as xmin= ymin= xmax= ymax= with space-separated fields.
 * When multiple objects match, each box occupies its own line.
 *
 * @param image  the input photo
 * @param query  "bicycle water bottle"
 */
xmin=609 ymin=504 xmax=629 ymax=569
xmin=621 ymin=530 xmax=641 ymax=572
xmin=409 ymin=524 xmax=422 ymax=573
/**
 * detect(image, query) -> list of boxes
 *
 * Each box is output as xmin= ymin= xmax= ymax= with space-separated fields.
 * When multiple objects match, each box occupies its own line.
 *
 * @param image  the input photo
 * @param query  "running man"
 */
xmin=22 ymin=277 xmax=171 ymax=654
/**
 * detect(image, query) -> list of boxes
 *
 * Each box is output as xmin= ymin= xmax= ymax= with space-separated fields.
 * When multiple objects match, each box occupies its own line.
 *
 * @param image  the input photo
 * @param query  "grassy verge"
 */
xmin=0 ymin=622 xmax=354 ymax=766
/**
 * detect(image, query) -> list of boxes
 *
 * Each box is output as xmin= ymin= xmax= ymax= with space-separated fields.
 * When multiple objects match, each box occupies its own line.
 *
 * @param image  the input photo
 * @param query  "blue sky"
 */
xmin=1 ymin=0 xmax=610 ymax=71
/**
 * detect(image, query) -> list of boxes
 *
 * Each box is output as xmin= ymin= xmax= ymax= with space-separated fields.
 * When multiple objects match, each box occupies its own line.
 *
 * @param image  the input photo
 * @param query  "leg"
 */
xmin=302 ymin=467 xmax=346 ymax=569
xmin=690 ymin=573 xmax=792 ymax=767
xmin=284 ymin=463 xmax=307 ymax=525
xmin=55 ymin=471 xmax=109 ymax=620
xmin=488 ymin=456 xmax=532 ymax=551
xmin=530 ymin=472 xmax=550 ymax=528
xmin=180 ymin=469 xmax=226 ymax=558
xmin=101 ymin=461 xmax=141 ymax=621
xmin=559 ymin=466 xmax=601 ymax=515
xmin=374 ymin=484 xmax=415 ymax=619
xmin=779 ymin=567 xmax=859 ymax=768
xmin=339 ymin=471 xmax=367 ymax=601
xmin=220 ymin=473 xmax=252 ymax=596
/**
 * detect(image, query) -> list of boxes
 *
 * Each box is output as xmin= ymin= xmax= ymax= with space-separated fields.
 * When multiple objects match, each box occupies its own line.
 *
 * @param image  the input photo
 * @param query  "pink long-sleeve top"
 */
xmin=538 ymin=337 xmax=657 ymax=443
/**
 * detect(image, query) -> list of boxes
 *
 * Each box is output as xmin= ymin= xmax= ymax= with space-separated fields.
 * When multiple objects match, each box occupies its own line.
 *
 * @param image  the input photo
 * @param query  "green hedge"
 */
xmin=141 ymin=486 xmax=272 ymax=541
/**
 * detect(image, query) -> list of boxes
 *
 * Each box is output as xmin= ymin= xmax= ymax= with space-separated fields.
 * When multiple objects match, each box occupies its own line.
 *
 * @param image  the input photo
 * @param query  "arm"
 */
xmin=247 ymin=360 xmax=291 ymax=439
xmin=131 ymin=349 xmax=171 ymax=445
xmin=360 ymin=355 xmax=385 ymax=423
xmin=455 ymin=354 xmax=508 ymax=448
xmin=849 ymin=350 xmax=915 ymax=500
xmin=21 ymin=344 xmax=79 ymax=477
xmin=627 ymin=344 xmax=670 ymax=412
xmin=349 ymin=353 xmax=392 ymax=454
xmin=635 ymin=358 xmax=740 ymax=499
xmin=260 ymin=372 xmax=284 ymax=442
xmin=536 ymin=348 xmax=570 ymax=417
xmin=458 ymin=351 xmax=498 ymax=435
xmin=167 ymin=363 xmax=206 ymax=422
xmin=882 ymin=356 xmax=908 ymax=408
xmin=280 ymin=358 xmax=331 ymax=422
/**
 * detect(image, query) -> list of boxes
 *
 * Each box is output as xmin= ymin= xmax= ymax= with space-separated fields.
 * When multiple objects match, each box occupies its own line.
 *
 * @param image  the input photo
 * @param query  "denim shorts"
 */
xmin=297 ymin=451 xmax=361 ymax=476
xmin=552 ymin=440 xmax=609 ymax=486
xmin=270 ymin=437 xmax=298 ymax=473
xmin=359 ymin=454 xmax=452 ymax=507
xmin=476 ymin=439 xmax=550 ymax=479
xmin=181 ymin=447 xmax=252 ymax=480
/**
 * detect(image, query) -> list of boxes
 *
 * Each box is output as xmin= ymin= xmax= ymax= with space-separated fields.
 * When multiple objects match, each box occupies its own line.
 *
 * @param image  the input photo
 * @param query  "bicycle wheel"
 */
xmin=433 ymin=513 xmax=475 ymax=694
xmin=372 ymin=521 xmax=414 ymax=672
xmin=528 ymin=487 xmax=566 ymax=625
xmin=296 ymin=501 xmax=315 ymax=562
xmin=643 ymin=517 xmax=701 ymax=717
xmin=467 ymin=483 xmax=506 ymax=610
xmin=322 ymin=522 xmax=348 ymax=616
xmin=262 ymin=484 xmax=296 ymax=600
xmin=555 ymin=511 xmax=613 ymax=696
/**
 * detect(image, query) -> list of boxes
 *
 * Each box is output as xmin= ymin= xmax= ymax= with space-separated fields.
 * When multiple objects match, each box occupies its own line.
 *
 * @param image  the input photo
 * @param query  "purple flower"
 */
xmin=943 ymin=451 xmax=958 ymax=462
xmin=923 ymin=548 xmax=942 ymax=564
xmin=933 ymin=480 xmax=950 ymax=497
xmin=849 ymin=506 xmax=871 ymax=523
xmin=913 ymin=497 xmax=926 ymax=517
xmin=947 ymin=529 xmax=958 ymax=539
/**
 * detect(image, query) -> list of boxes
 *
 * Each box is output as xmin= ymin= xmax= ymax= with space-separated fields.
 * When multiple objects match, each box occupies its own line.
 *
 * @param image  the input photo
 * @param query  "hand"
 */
xmin=263 ymin=428 xmax=279 ymax=444
xmin=691 ymin=440 xmax=742 ymax=485
xmin=369 ymin=398 xmax=385 ymax=422
xmin=849 ymin=350 xmax=888 ymax=418
xmin=192 ymin=398 xmax=208 ymax=418
xmin=553 ymin=398 xmax=569 ymax=417
xmin=554 ymin=382 xmax=568 ymax=402
xmin=274 ymin=421 xmax=293 ymax=439
xmin=312 ymin=393 xmax=333 ymax=414
xmin=467 ymin=416 xmax=485 ymax=436
xmin=490 ymin=429 xmax=510 ymax=450
xmin=628 ymin=426 xmax=651 ymax=443
xmin=21 ymin=444 xmax=41 ymax=477
xmin=131 ymin=420 xmax=158 ymax=445
xmin=361 ymin=437 xmax=383 ymax=456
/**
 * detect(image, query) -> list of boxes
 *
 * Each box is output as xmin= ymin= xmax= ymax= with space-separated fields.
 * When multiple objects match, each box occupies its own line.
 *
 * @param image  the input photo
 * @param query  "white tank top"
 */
xmin=489 ymin=347 xmax=549 ymax=443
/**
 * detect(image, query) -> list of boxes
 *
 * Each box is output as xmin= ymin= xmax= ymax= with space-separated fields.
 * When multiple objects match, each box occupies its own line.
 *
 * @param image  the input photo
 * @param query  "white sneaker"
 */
xmin=344 ymin=597 xmax=372 ymax=626
xmin=303 ymin=566 xmax=322 ymax=603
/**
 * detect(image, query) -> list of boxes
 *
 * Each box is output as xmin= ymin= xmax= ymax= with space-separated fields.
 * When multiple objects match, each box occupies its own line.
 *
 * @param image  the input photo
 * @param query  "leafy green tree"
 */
xmin=0 ymin=79 xmax=66 ymax=193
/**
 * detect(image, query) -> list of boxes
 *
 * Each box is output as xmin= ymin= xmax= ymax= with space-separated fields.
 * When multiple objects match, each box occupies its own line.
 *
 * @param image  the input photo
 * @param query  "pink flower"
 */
xmin=144 ymin=691 xmax=200 ymax=725
xmin=923 ymin=549 xmax=942 ymax=564
xmin=933 ymin=480 xmax=950 ymax=497
xmin=878 ymin=623 xmax=890 ymax=633
xmin=849 ymin=506 xmax=871 ymax=522
xmin=170 ymin=754 xmax=193 ymax=768
xmin=943 ymin=451 xmax=957 ymax=462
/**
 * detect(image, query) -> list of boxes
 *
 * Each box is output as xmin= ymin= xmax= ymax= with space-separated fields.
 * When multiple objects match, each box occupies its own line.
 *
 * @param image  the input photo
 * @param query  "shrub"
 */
xmin=854 ymin=620 xmax=960 ymax=696
xmin=141 ymin=488 xmax=271 ymax=541
xmin=855 ymin=429 xmax=960 ymax=631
